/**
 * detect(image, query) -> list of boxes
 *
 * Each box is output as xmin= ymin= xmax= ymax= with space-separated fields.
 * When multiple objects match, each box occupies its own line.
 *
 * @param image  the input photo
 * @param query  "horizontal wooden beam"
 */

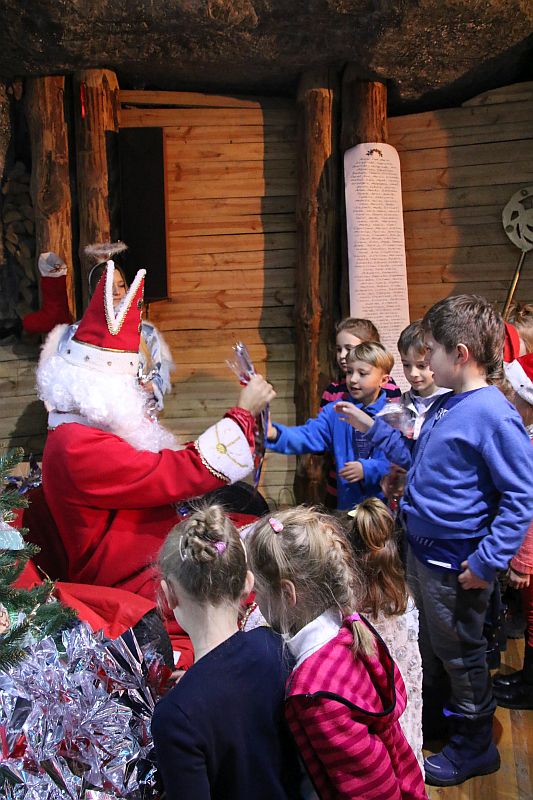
xmin=120 ymin=89 xmax=293 ymax=110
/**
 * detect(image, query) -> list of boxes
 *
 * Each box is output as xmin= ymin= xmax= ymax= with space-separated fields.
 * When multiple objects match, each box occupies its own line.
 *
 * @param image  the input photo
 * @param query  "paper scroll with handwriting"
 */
xmin=344 ymin=143 xmax=410 ymax=391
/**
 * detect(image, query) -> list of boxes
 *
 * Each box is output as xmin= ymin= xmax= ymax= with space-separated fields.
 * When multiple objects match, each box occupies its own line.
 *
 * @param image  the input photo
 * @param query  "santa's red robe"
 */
xmin=40 ymin=409 xmax=255 ymax=666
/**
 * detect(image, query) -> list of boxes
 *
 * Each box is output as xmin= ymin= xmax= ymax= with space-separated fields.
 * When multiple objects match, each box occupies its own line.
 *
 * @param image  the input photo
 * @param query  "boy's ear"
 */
xmin=280 ymin=578 xmax=297 ymax=607
xmin=380 ymin=371 xmax=391 ymax=388
xmin=456 ymin=343 xmax=469 ymax=364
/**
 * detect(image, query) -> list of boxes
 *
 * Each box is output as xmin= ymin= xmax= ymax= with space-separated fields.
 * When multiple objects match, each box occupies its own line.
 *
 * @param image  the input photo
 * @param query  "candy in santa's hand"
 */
xmin=226 ymin=341 xmax=256 ymax=385
xmin=227 ymin=342 xmax=268 ymax=487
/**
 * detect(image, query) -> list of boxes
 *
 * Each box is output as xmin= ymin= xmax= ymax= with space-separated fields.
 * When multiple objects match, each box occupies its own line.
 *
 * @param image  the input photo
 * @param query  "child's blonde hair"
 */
xmin=508 ymin=302 xmax=533 ymax=354
xmin=345 ymin=341 xmax=394 ymax=374
xmin=346 ymin=498 xmax=408 ymax=618
xmin=246 ymin=506 xmax=375 ymax=656
xmin=159 ymin=504 xmax=247 ymax=607
xmin=336 ymin=317 xmax=380 ymax=342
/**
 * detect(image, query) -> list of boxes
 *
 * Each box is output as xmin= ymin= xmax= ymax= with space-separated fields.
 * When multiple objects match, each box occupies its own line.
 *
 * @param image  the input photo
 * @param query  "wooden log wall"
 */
xmin=25 ymin=76 xmax=75 ymax=316
xmin=120 ymin=91 xmax=298 ymax=505
xmin=0 ymin=343 xmax=47 ymax=454
xmin=388 ymin=80 xmax=533 ymax=318
xmin=73 ymin=69 xmax=120 ymax=308
xmin=293 ymin=69 xmax=339 ymax=504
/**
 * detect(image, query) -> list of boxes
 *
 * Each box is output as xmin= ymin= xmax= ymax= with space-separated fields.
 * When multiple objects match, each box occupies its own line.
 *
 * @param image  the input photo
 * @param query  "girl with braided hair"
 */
xmin=246 ymin=507 xmax=427 ymax=800
xmin=151 ymin=504 xmax=300 ymax=800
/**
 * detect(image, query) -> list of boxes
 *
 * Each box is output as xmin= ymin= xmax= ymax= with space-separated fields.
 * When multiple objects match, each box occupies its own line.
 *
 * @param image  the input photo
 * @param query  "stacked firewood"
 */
xmin=2 ymin=161 xmax=36 ymax=320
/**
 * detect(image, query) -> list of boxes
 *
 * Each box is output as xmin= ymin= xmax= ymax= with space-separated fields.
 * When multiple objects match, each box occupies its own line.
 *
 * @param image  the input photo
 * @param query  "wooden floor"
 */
xmin=424 ymin=638 xmax=533 ymax=799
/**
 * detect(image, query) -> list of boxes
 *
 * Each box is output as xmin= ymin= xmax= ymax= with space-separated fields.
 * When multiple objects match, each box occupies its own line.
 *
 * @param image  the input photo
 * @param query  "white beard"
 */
xmin=37 ymin=340 xmax=181 ymax=453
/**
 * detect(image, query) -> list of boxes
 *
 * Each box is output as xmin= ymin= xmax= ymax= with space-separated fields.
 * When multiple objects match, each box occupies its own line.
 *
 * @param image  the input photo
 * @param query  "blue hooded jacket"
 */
xmin=268 ymin=391 xmax=390 ymax=510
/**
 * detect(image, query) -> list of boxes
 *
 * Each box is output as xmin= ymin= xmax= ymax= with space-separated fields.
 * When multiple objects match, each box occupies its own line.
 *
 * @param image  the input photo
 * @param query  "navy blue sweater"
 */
xmin=366 ymin=386 xmax=533 ymax=582
xmin=151 ymin=627 xmax=300 ymax=800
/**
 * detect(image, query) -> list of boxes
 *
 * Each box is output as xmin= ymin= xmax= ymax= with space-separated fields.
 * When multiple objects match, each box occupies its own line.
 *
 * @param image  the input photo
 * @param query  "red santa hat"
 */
xmin=61 ymin=260 xmax=146 ymax=375
xmin=504 ymin=353 xmax=533 ymax=406
xmin=503 ymin=322 xmax=521 ymax=363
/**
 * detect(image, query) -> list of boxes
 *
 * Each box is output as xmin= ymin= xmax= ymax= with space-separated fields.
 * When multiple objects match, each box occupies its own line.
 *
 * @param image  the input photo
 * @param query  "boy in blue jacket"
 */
xmin=335 ymin=295 xmax=533 ymax=787
xmin=267 ymin=341 xmax=392 ymax=510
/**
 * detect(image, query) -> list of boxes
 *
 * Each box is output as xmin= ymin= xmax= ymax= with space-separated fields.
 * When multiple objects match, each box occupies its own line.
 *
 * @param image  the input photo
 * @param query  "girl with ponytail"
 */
xmin=246 ymin=507 xmax=427 ymax=800
xmin=151 ymin=504 xmax=300 ymax=800
xmin=347 ymin=498 xmax=423 ymax=771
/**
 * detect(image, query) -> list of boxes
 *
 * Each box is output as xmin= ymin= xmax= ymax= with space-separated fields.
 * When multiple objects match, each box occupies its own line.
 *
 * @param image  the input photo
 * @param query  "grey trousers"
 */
xmin=406 ymin=546 xmax=496 ymax=719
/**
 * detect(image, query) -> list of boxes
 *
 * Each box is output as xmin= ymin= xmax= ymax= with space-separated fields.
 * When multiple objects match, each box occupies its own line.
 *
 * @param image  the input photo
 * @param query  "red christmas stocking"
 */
xmin=23 ymin=252 xmax=73 ymax=334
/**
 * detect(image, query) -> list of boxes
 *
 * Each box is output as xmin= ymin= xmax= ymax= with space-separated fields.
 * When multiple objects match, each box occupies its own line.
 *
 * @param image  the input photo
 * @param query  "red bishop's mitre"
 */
xmin=61 ymin=261 xmax=146 ymax=375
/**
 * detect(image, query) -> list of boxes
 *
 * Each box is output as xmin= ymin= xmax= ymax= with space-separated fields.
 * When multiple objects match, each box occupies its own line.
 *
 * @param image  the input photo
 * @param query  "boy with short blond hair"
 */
xmin=268 ymin=342 xmax=393 ymax=510
xmin=335 ymin=295 xmax=533 ymax=787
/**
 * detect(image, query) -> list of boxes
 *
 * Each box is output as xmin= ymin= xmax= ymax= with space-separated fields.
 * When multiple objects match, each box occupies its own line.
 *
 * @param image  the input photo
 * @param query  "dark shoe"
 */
xmin=494 ymin=681 xmax=533 ymax=710
xmin=424 ymin=742 xmax=500 ymax=786
xmin=493 ymin=669 xmax=524 ymax=689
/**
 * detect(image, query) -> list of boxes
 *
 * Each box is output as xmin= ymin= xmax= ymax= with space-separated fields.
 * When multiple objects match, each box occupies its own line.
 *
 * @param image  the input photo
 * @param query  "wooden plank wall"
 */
xmin=120 ymin=91 xmax=298 ymax=506
xmin=388 ymin=80 xmax=533 ymax=319
xmin=0 ymin=343 xmax=47 ymax=455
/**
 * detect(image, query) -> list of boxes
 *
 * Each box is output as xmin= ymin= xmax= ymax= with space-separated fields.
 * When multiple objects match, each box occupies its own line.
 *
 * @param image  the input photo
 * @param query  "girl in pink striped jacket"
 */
xmin=247 ymin=507 xmax=427 ymax=800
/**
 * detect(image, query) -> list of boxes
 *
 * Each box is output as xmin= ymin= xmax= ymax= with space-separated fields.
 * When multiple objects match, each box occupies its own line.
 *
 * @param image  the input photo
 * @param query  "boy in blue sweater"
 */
xmin=335 ymin=295 xmax=533 ymax=787
xmin=267 ymin=341 xmax=392 ymax=510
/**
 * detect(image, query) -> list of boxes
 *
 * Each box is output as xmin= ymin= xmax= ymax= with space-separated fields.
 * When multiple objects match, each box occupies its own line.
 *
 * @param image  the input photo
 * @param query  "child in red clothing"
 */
xmin=493 ymin=353 xmax=533 ymax=709
xmin=247 ymin=506 xmax=427 ymax=800
xmin=321 ymin=318 xmax=401 ymax=506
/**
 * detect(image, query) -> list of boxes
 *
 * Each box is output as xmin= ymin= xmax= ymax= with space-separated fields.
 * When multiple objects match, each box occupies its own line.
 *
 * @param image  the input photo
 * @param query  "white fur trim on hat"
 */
xmin=42 ymin=321 xmax=140 ymax=377
xmin=194 ymin=418 xmax=254 ymax=484
xmin=38 ymin=252 xmax=67 ymax=277
xmin=59 ymin=335 xmax=141 ymax=375
xmin=104 ymin=262 xmax=146 ymax=336
xmin=504 ymin=359 xmax=533 ymax=405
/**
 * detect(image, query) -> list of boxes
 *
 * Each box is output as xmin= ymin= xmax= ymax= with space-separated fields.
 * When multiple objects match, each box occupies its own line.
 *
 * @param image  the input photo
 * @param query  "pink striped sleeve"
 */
xmin=286 ymin=697 xmax=402 ymax=800
xmin=511 ymin=518 xmax=533 ymax=574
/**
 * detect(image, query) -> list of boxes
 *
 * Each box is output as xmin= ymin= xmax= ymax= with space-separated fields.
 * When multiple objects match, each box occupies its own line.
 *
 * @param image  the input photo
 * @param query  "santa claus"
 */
xmin=34 ymin=259 xmax=274 ymax=666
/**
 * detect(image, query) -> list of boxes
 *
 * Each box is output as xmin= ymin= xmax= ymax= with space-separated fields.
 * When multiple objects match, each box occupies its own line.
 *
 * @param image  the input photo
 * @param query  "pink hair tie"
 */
xmin=269 ymin=517 xmax=284 ymax=533
xmin=344 ymin=613 xmax=361 ymax=623
xmin=214 ymin=541 xmax=227 ymax=555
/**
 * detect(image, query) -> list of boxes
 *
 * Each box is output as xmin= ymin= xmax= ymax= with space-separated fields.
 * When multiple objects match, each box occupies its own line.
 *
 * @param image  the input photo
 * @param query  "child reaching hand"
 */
xmin=151 ymin=505 xmax=300 ymax=800
xmin=247 ymin=507 xmax=427 ymax=800
xmin=347 ymin=498 xmax=423 ymax=771
xmin=321 ymin=318 xmax=401 ymax=506
xmin=267 ymin=342 xmax=393 ymax=510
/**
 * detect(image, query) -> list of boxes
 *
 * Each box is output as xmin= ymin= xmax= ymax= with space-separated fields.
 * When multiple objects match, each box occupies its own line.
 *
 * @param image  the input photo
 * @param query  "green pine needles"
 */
xmin=0 ymin=448 xmax=76 ymax=671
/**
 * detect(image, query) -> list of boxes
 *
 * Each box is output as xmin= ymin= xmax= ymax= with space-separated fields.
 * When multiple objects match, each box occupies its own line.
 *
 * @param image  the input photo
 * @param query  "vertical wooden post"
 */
xmin=25 ymin=76 xmax=76 ymax=318
xmin=340 ymin=69 xmax=388 ymax=315
xmin=293 ymin=68 xmax=339 ymax=505
xmin=73 ymin=69 xmax=120 ymax=307
xmin=0 ymin=81 xmax=10 ymax=268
